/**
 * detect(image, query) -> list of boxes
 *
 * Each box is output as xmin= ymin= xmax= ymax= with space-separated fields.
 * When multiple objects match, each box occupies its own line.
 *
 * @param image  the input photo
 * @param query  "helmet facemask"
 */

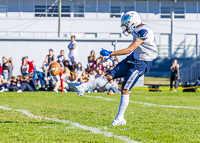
xmin=121 ymin=23 xmax=136 ymax=36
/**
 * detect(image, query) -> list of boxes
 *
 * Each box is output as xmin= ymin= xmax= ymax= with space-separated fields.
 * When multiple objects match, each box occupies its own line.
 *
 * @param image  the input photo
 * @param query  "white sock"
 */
xmin=82 ymin=76 xmax=108 ymax=90
xmin=115 ymin=94 xmax=129 ymax=120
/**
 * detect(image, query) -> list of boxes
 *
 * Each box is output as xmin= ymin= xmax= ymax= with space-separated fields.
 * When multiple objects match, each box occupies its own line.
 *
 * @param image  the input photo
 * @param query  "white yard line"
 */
xmin=0 ymin=106 xmax=139 ymax=143
xmin=84 ymin=95 xmax=200 ymax=110
xmin=84 ymin=95 xmax=115 ymax=101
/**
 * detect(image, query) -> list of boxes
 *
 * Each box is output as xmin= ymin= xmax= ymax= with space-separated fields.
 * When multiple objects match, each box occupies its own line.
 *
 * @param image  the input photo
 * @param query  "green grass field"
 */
xmin=0 ymin=88 xmax=200 ymax=143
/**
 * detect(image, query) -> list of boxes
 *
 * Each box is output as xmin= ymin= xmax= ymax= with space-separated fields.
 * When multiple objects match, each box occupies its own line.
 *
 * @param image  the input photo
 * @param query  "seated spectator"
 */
xmin=23 ymin=56 xmax=34 ymax=74
xmin=21 ymin=57 xmax=29 ymax=76
xmin=88 ymin=50 xmax=96 ymax=65
xmin=2 ymin=57 xmax=9 ymax=81
xmin=71 ymin=61 xmax=77 ymax=72
xmin=45 ymin=49 xmax=56 ymax=66
xmin=0 ymin=61 xmax=2 ymax=75
xmin=64 ymin=60 xmax=72 ymax=71
xmin=102 ymin=57 xmax=113 ymax=70
xmin=42 ymin=61 xmax=49 ymax=87
xmin=95 ymin=69 xmax=103 ymax=79
xmin=0 ymin=75 xmax=10 ymax=92
xmin=34 ymin=70 xmax=46 ymax=89
xmin=63 ymin=67 xmax=71 ymax=82
xmin=8 ymin=58 xmax=14 ymax=81
xmin=89 ymin=69 xmax=97 ymax=81
xmin=111 ymin=56 xmax=118 ymax=64
xmin=8 ymin=76 xmax=20 ymax=92
xmin=75 ymin=62 xmax=83 ymax=79
xmin=105 ymin=80 xmax=120 ymax=92
xmin=99 ymin=55 xmax=104 ymax=63
xmin=17 ymin=76 xmax=33 ymax=93
xmin=57 ymin=50 xmax=67 ymax=63
xmin=113 ymin=59 xmax=119 ymax=67
xmin=32 ymin=60 xmax=36 ymax=72
xmin=86 ymin=66 xmax=92 ymax=74
xmin=21 ymin=56 xmax=34 ymax=75
xmin=52 ymin=73 xmax=67 ymax=93
xmin=80 ymin=70 xmax=90 ymax=83
xmin=28 ymin=75 xmax=38 ymax=92
xmin=92 ymin=58 xmax=103 ymax=71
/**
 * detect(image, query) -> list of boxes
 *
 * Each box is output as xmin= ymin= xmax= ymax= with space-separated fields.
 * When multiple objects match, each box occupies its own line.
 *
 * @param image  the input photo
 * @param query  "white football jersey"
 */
xmin=131 ymin=24 xmax=157 ymax=61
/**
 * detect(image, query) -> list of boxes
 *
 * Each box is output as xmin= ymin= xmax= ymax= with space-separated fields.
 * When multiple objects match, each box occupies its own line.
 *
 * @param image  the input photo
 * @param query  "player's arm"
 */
xmin=110 ymin=38 xmax=144 ymax=56
xmin=71 ymin=43 xmax=77 ymax=50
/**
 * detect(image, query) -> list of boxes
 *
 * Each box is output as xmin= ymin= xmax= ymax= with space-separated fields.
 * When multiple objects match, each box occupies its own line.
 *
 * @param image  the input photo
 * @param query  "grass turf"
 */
xmin=0 ymin=89 xmax=200 ymax=142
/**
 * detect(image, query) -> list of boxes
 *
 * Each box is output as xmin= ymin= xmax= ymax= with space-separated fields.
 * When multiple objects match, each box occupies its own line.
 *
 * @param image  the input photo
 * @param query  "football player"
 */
xmin=69 ymin=11 xmax=157 ymax=126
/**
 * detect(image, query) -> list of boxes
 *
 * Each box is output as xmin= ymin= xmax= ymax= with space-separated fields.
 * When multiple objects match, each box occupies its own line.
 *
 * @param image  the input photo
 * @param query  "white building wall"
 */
xmin=0 ymin=38 xmax=131 ymax=75
xmin=0 ymin=0 xmax=199 ymax=78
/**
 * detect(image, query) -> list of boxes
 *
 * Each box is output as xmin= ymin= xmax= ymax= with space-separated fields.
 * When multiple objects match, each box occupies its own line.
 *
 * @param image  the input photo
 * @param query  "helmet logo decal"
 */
xmin=123 ymin=15 xmax=131 ymax=21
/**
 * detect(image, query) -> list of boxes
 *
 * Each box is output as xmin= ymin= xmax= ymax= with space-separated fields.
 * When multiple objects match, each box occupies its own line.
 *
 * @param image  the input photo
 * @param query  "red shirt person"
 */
xmin=21 ymin=56 xmax=34 ymax=74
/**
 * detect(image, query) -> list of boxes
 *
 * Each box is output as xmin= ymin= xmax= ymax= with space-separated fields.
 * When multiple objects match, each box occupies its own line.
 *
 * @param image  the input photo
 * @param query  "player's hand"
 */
xmin=100 ymin=48 xmax=112 ymax=56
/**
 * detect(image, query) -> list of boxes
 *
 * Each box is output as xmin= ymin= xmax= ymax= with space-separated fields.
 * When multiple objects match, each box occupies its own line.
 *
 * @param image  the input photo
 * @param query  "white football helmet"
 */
xmin=121 ymin=11 xmax=142 ymax=36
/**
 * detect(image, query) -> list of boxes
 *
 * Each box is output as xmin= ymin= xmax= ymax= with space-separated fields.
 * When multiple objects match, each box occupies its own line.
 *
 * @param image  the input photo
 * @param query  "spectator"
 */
xmin=64 ymin=60 xmax=72 ymax=71
xmin=105 ymin=80 xmax=120 ymax=93
xmin=17 ymin=77 xmax=33 ymax=93
xmin=42 ymin=61 xmax=49 ymax=86
xmin=8 ymin=58 xmax=14 ymax=81
xmin=0 ymin=61 xmax=2 ymax=75
xmin=0 ymin=75 xmax=10 ymax=92
xmin=99 ymin=55 xmax=104 ymax=63
xmin=57 ymin=50 xmax=67 ymax=63
xmin=110 ymin=56 xmax=118 ymax=64
xmin=95 ymin=70 xmax=103 ymax=79
xmin=80 ymin=70 xmax=90 ymax=83
xmin=21 ymin=57 xmax=29 ymax=76
xmin=45 ymin=49 xmax=56 ymax=66
xmin=32 ymin=60 xmax=36 ymax=72
xmin=88 ymin=50 xmax=96 ymax=64
xmin=68 ymin=35 xmax=78 ymax=65
xmin=89 ymin=69 xmax=96 ymax=81
xmin=71 ymin=61 xmax=77 ymax=72
xmin=52 ymin=73 xmax=68 ymax=93
xmin=92 ymin=58 xmax=103 ymax=71
xmin=63 ymin=67 xmax=71 ymax=82
xmin=170 ymin=59 xmax=180 ymax=92
xmin=8 ymin=76 xmax=20 ymax=92
xmin=21 ymin=56 xmax=34 ymax=75
xmin=102 ymin=57 xmax=113 ymax=70
xmin=113 ymin=59 xmax=119 ymax=67
xmin=75 ymin=62 xmax=83 ymax=79
xmin=2 ymin=57 xmax=9 ymax=81
xmin=57 ymin=60 xmax=64 ymax=69
xmin=70 ymin=61 xmax=77 ymax=82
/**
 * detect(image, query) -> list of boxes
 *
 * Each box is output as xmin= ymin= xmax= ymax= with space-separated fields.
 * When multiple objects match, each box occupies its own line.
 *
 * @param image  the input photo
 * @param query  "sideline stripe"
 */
xmin=84 ymin=95 xmax=200 ymax=110
xmin=0 ymin=106 xmax=139 ymax=143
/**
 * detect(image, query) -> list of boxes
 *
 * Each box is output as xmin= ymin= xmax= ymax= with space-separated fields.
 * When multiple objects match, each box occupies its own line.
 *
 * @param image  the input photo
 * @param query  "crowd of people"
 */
xmin=0 ymin=36 xmax=122 ymax=93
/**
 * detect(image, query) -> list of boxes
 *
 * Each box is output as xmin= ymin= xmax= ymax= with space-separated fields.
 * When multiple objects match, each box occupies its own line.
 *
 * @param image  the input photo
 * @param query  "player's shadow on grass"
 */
xmin=0 ymin=121 xmax=61 ymax=124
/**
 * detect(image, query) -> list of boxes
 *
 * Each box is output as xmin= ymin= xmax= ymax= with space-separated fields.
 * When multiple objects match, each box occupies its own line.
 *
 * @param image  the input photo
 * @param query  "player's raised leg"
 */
xmin=69 ymin=58 xmax=129 ymax=95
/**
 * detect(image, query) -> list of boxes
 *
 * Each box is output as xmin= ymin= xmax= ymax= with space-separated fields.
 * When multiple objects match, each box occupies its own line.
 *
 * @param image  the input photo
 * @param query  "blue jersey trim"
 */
xmin=136 ymin=29 xmax=148 ymax=38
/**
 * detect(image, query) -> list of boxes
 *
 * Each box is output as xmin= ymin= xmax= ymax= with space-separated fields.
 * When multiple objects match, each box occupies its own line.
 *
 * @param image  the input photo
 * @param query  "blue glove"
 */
xmin=100 ymin=48 xmax=112 ymax=56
